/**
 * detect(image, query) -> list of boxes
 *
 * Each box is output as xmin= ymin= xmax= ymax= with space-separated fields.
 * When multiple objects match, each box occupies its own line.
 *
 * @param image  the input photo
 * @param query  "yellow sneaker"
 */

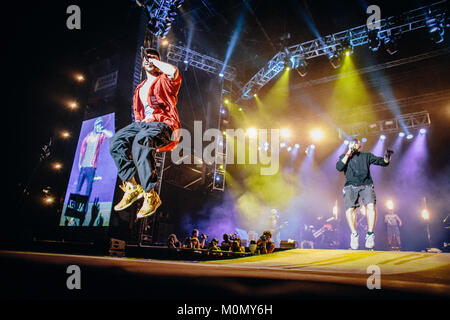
xmin=137 ymin=189 xmax=162 ymax=219
xmin=114 ymin=183 xmax=144 ymax=211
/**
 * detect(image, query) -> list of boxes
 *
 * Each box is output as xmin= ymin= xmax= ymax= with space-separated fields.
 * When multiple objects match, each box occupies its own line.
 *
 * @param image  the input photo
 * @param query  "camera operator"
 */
xmin=206 ymin=238 xmax=222 ymax=256
xmin=230 ymin=234 xmax=245 ymax=253
xmin=256 ymin=230 xmax=275 ymax=254
xmin=220 ymin=233 xmax=232 ymax=252
xmin=190 ymin=229 xmax=207 ymax=249
xmin=167 ymin=234 xmax=181 ymax=249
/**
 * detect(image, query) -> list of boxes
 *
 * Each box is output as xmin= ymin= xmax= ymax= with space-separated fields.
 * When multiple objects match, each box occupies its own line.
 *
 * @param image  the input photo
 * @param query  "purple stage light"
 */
xmin=420 ymin=128 xmax=426 ymax=134
xmin=380 ymin=135 xmax=386 ymax=140
xmin=406 ymin=134 xmax=413 ymax=140
xmin=399 ymin=132 xmax=405 ymax=137
xmin=344 ymin=140 xmax=349 ymax=145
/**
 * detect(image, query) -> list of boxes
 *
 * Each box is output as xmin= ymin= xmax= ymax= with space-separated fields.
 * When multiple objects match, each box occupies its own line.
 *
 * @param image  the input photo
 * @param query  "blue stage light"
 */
xmin=362 ymin=137 xmax=367 ymax=143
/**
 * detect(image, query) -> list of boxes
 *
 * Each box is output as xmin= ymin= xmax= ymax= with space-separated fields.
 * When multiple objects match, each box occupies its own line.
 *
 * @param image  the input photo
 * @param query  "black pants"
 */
xmin=76 ymin=166 xmax=96 ymax=199
xmin=109 ymin=121 xmax=172 ymax=192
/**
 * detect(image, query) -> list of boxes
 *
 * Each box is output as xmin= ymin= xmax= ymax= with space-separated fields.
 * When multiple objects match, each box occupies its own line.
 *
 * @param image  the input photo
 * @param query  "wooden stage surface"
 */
xmin=1 ymin=249 xmax=449 ymax=300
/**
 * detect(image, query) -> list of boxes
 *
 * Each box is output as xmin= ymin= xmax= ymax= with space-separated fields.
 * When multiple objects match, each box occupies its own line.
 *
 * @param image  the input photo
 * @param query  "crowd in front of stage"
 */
xmin=166 ymin=229 xmax=276 ymax=256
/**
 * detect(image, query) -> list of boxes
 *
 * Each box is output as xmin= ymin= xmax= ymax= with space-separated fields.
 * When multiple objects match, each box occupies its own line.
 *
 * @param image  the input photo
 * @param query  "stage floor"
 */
xmin=1 ymin=249 xmax=449 ymax=300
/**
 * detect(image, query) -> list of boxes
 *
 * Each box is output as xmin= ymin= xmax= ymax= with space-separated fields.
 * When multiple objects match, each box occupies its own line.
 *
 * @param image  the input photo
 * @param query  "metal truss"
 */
xmin=239 ymin=0 xmax=448 ymax=100
xmin=212 ymin=80 xmax=232 ymax=192
xmin=167 ymin=44 xmax=236 ymax=81
xmin=339 ymin=110 xmax=431 ymax=137
xmin=289 ymin=48 xmax=450 ymax=91
xmin=139 ymin=152 xmax=166 ymax=245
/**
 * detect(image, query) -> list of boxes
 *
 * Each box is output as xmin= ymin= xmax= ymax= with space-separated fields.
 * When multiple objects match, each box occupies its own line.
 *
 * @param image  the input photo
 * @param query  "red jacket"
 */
xmin=79 ymin=132 xmax=108 ymax=168
xmin=133 ymin=72 xmax=182 ymax=152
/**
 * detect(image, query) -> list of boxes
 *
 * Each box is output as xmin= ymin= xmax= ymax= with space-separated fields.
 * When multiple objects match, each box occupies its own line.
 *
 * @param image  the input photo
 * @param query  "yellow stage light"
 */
xmin=53 ymin=162 xmax=62 ymax=170
xmin=61 ymin=131 xmax=70 ymax=138
xmin=247 ymin=128 xmax=257 ymax=138
xmin=280 ymin=128 xmax=291 ymax=139
xmin=310 ymin=129 xmax=324 ymax=142
xmin=386 ymin=200 xmax=394 ymax=210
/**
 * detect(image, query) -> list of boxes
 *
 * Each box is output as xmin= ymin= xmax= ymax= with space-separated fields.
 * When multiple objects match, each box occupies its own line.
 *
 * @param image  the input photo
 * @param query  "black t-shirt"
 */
xmin=336 ymin=151 xmax=388 ymax=186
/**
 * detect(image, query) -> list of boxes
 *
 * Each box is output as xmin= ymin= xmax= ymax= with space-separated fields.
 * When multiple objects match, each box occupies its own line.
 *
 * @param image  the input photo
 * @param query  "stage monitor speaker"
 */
xmin=280 ymin=240 xmax=296 ymax=249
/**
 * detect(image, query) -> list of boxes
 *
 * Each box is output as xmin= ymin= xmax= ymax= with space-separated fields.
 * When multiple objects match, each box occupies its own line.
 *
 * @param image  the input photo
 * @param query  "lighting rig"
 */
xmin=239 ymin=1 xmax=448 ymax=100
xmin=135 ymin=0 xmax=184 ymax=37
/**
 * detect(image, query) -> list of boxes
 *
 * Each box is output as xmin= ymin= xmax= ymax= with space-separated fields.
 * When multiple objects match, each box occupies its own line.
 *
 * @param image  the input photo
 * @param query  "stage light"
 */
xmin=69 ymin=102 xmax=78 ymax=109
xmin=75 ymin=74 xmax=85 ymax=82
xmin=224 ymin=99 xmax=229 ymax=104
xmin=219 ymin=73 xmax=224 ymax=78
xmin=310 ymin=129 xmax=323 ymax=142
xmin=220 ymin=108 xmax=226 ymax=115
xmin=384 ymin=36 xmax=398 ymax=55
xmin=344 ymin=140 xmax=349 ymax=145
xmin=368 ymin=29 xmax=381 ymax=52
xmin=238 ymin=107 xmax=243 ymax=112
xmin=420 ymin=128 xmax=426 ymax=134
xmin=427 ymin=17 xmax=445 ymax=44
xmin=295 ymin=58 xmax=307 ymax=77
xmin=329 ymin=52 xmax=342 ymax=69
xmin=53 ymin=162 xmax=62 ymax=170
xmin=247 ymin=128 xmax=257 ymax=138
xmin=380 ymin=134 xmax=386 ymax=140
xmin=386 ymin=199 xmax=394 ymax=210
xmin=310 ymin=144 xmax=315 ymax=150
xmin=399 ymin=132 xmax=405 ymax=137
xmin=183 ymin=59 xmax=189 ymax=64
xmin=161 ymin=38 xmax=169 ymax=46
xmin=286 ymin=67 xmax=290 ymax=71
xmin=287 ymin=146 xmax=292 ymax=152
xmin=294 ymin=143 xmax=300 ymax=149
xmin=406 ymin=134 xmax=413 ymax=140
xmin=280 ymin=128 xmax=291 ymax=139
xmin=280 ymin=142 xmax=286 ymax=148
xmin=421 ymin=209 xmax=430 ymax=220
xmin=44 ymin=196 xmax=54 ymax=204
xmin=61 ymin=131 xmax=70 ymax=138
xmin=253 ymin=93 xmax=257 ymax=98
xmin=362 ymin=137 xmax=367 ymax=143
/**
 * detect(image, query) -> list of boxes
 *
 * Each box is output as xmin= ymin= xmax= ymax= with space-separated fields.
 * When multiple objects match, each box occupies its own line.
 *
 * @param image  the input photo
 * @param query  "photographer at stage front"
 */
xmin=336 ymin=138 xmax=392 ymax=250
xmin=256 ymin=230 xmax=275 ymax=254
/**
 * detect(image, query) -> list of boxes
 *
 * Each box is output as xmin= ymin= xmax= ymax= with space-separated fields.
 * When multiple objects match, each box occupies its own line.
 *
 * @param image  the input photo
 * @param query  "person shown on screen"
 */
xmin=76 ymin=116 xmax=113 ymax=200
xmin=109 ymin=47 xmax=182 ymax=219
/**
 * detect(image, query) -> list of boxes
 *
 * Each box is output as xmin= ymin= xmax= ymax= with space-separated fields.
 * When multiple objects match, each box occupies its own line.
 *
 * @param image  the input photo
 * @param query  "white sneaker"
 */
xmin=365 ymin=233 xmax=375 ymax=249
xmin=350 ymin=233 xmax=359 ymax=250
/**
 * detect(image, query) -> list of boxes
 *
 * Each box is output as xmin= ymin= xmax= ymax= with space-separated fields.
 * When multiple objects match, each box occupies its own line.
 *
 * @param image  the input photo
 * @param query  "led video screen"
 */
xmin=60 ymin=113 xmax=117 ymax=226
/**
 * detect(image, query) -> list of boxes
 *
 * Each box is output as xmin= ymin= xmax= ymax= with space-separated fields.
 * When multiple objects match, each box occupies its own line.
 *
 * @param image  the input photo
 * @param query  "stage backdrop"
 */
xmin=60 ymin=113 xmax=117 ymax=227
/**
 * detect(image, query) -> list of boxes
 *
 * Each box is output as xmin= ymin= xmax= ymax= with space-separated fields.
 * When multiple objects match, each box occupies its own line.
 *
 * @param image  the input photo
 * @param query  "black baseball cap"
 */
xmin=141 ymin=46 xmax=161 ymax=59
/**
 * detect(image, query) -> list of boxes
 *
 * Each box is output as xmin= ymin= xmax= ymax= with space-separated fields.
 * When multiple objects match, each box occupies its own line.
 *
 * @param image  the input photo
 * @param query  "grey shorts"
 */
xmin=342 ymin=184 xmax=376 ymax=211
